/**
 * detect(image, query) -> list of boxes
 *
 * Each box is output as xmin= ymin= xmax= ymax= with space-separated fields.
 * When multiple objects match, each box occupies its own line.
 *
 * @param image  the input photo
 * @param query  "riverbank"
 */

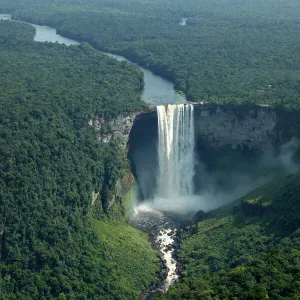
xmin=0 ymin=13 xmax=186 ymax=106
xmin=128 ymin=206 xmax=181 ymax=296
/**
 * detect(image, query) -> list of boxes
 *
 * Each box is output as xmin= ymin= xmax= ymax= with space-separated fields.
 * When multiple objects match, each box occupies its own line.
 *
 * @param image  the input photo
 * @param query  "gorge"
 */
xmin=129 ymin=104 xmax=299 ymax=211
xmin=128 ymin=103 xmax=299 ymax=294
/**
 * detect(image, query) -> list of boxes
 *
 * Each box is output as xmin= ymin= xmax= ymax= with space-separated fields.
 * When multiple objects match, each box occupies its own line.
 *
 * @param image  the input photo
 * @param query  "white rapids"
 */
xmin=128 ymin=205 xmax=178 ymax=292
xmin=157 ymin=228 xmax=178 ymax=291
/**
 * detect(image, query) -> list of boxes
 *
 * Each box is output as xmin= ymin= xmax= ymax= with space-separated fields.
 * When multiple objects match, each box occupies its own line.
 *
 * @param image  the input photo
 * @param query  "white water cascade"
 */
xmin=129 ymin=104 xmax=195 ymax=292
xmin=156 ymin=104 xmax=195 ymax=199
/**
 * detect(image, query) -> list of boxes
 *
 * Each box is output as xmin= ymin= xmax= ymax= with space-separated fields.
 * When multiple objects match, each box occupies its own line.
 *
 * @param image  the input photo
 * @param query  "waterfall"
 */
xmin=156 ymin=104 xmax=195 ymax=198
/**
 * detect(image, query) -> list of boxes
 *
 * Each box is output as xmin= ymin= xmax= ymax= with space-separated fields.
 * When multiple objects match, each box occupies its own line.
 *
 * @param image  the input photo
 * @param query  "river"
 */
xmin=0 ymin=14 xmax=185 ymax=106
xmin=0 ymin=13 xmax=181 ymax=293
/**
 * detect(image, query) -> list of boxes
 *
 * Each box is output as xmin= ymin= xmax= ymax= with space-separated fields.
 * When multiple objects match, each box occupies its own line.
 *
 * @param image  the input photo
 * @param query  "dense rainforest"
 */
xmin=1 ymin=0 xmax=300 ymax=108
xmin=1 ymin=0 xmax=300 ymax=299
xmin=0 ymin=20 xmax=159 ymax=299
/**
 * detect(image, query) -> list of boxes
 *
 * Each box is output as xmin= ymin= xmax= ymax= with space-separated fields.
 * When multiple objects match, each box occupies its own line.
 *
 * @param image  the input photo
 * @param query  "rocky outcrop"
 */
xmin=240 ymin=196 xmax=272 ymax=217
xmin=192 ymin=210 xmax=206 ymax=222
xmin=88 ymin=113 xmax=138 ymax=212
xmin=100 ymin=170 xmax=134 ymax=212
xmin=109 ymin=171 xmax=134 ymax=209
xmin=88 ymin=112 xmax=139 ymax=149
xmin=90 ymin=170 xmax=134 ymax=212
xmin=91 ymin=191 xmax=99 ymax=206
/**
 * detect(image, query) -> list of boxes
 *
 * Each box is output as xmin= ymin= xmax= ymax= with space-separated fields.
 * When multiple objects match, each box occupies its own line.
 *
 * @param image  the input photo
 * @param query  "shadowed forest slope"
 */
xmin=159 ymin=173 xmax=300 ymax=299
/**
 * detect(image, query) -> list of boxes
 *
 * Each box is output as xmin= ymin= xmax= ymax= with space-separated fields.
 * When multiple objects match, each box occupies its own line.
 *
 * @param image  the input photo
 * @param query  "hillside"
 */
xmin=160 ymin=172 xmax=300 ymax=299
xmin=0 ymin=20 xmax=158 ymax=299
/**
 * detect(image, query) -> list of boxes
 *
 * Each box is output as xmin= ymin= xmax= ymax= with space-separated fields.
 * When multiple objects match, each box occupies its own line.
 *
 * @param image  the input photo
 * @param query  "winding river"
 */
xmin=0 ymin=13 xmax=180 ymax=292
xmin=0 ymin=14 xmax=185 ymax=106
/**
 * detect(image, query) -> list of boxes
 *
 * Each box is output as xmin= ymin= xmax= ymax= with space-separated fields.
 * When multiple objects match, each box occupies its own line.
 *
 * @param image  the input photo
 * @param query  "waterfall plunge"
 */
xmin=129 ymin=105 xmax=195 ymax=293
xmin=156 ymin=104 xmax=195 ymax=199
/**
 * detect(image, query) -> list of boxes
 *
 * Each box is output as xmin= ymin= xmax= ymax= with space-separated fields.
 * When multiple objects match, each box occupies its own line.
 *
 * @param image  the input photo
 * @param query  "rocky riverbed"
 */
xmin=128 ymin=205 xmax=181 ymax=297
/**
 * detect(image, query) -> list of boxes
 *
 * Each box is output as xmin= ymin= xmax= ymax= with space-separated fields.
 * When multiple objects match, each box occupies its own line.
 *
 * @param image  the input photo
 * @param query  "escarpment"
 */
xmin=128 ymin=104 xmax=300 ymax=202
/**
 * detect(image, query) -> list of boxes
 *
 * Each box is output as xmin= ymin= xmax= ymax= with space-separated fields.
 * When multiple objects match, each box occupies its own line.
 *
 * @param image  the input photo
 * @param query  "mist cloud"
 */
xmin=132 ymin=139 xmax=299 ymax=217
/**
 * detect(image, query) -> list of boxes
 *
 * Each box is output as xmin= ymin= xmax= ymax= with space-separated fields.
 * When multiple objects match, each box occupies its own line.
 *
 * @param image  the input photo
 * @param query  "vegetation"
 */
xmin=160 ymin=172 xmax=300 ymax=299
xmin=0 ymin=20 xmax=158 ymax=299
xmin=1 ymin=0 xmax=300 ymax=298
xmin=1 ymin=0 xmax=300 ymax=108
xmin=91 ymin=219 xmax=159 ymax=299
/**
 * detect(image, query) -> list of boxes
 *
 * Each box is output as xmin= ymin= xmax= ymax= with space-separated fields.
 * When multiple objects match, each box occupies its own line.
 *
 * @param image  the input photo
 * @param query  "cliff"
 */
xmin=131 ymin=104 xmax=300 ymax=151
xmin=128 ymin=104 xmax=300 ymax=200
xmin=88 ymin=112 xmax=139 ymax=149
xmin=89 ymin=104 xmax=300 ymax=211
xmin=88 ymin=113 xmax=138 ymax=212
xmin=193 ymin=104 xmax=277 ymax=150
xmin=193 ymin=104 xmax=300 ymax=151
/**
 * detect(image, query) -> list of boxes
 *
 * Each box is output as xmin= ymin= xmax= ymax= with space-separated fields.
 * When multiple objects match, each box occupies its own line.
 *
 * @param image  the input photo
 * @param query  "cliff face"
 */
xmin=193 ymin=104 xmax=300 ymax=155
xmin=128 ymin=104 xmax=300 ymax=200
xmin=89 ymin=112 xmax=138 ymax=149
xmin=88 ymin=113 xmax=138 ymax=212
xmin=131 ymin=104 xmax=300 ymax=151
xmin=193 ymin=105 xmax=278 ymax=150
xmin=195 ymin=104 xmax=300 ymax=152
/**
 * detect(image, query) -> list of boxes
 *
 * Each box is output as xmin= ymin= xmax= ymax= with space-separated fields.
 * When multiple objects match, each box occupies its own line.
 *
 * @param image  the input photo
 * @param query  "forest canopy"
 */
xmin=1 ymin=0 xmax=300 ymax=108
xmin=0 ymin=20 xmax=157 ymax=299
xmin=1 ymin=0 xmax=300 ymax=298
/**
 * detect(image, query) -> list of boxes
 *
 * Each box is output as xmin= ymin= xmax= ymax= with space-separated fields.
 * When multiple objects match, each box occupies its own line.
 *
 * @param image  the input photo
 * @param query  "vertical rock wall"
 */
xmin=127 ymin=104 xmax=300 ymax=202
xmin=88 ymin=113 xmax=138 ymax=212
